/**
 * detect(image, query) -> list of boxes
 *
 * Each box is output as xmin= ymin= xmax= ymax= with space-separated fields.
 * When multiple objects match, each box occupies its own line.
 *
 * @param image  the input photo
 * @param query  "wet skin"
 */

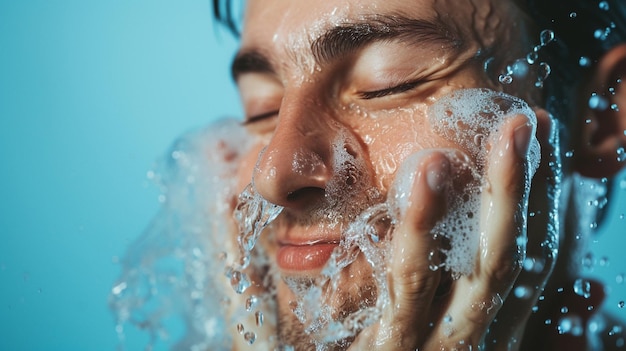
xmin=229 ymin=0 xmax=559 ymax=350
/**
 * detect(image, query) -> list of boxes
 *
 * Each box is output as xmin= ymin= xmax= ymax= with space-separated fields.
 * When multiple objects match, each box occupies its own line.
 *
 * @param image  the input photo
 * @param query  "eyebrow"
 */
xmin=231 ymin=14 xmax=464 ymax=81
xmin=312 ymin=15 xmax=464 ymax=64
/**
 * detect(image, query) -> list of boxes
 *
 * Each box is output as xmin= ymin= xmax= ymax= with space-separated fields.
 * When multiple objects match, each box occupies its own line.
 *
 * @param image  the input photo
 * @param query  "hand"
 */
xmin=349 ymin=111 xmax=555 ymax=351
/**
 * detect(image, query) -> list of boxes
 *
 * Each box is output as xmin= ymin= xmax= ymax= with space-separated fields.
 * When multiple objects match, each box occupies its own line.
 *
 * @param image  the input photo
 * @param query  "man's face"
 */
xmin=231 ymin=0 xmax=547 ymax=348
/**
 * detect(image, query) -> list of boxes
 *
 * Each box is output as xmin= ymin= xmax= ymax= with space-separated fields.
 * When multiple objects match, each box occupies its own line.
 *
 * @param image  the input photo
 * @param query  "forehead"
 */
xmin=241 ymin=0 xmax=523 ymax=53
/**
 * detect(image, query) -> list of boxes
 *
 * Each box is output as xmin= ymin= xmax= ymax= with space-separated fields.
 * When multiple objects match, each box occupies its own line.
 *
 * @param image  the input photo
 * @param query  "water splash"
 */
xmin=108 ymin=118 xmax=253 ymax=351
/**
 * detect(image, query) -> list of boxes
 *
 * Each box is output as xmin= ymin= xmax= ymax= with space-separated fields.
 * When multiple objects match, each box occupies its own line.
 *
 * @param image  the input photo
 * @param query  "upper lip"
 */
xmin=278 ymin=238 xmax=341 ymax=246
xmin=274 ymin=221 xmax=343 ymax=247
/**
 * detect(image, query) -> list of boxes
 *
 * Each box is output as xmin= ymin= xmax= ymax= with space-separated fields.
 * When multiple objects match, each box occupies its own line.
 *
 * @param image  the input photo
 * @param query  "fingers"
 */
xmin=425 ymin=113 xmax=539 ymax=349
xmin=354 ymin=111 xmax=546 ymax=350
xmin=486 ymin=109 xmax=560 ymax=350
xmin=351 ymin=150 xmax=451 ymax=350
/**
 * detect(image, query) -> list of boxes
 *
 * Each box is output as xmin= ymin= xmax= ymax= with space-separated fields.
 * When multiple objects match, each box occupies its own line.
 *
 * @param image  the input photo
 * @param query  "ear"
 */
xmin=574 ymin=43 xmax=626 ymax=178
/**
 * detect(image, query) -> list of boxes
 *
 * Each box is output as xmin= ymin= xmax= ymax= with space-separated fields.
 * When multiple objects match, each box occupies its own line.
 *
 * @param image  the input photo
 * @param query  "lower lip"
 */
xmin=277 ymin=243 xmax=338 ymax=271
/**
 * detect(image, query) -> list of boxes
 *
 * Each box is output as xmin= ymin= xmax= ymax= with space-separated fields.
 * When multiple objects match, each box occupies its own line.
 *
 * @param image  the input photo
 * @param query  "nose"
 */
xmin=253 ymin=100 xmax=339 ymax=210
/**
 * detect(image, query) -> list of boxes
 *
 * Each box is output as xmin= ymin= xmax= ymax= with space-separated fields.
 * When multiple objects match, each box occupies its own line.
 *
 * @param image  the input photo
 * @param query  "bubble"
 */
xmin=557 ymin=316 xmax=584 ymax=336
xmin=111 ymin=282 xmax=127 ymax=296
xmin=609 ymin=325 xmax=623 ymax=336
xmin=573 ymin=278 xmax=591 ymax=299
xmin=535 ymin=62 xmax=551 ymax=88
xmin=561 ymin=306 xmax=569 ymax=314
xmin=229 ymin=270 xmax=251 ymax=294
xmin=589 ymin=94 xmax=609 ymax=110
xmin=526 ymin=51 xmax=539 ymax=65
xmin=565 ymin=150 xmax=574 ymax=158
xmin=599 ymin=256 xmax=609 ymax=267
xmin=611 ymin=103 xmax=620 ymax=111
xmin=570 ymin=11 xmax=577 ymax=18
xmin=599 ymin=1 xmax=610 ymax=11
xmin=499 ymin=74 xmax=513 ymax=85
xmin=245 ymin=295 xmax=258 ymax=311
xmin=244 ymin=331 xmax=257 ymax=344
xmin=540 ymin=29 xmax=555 ymax=46
xmin=514 ymin=286 xmax=533 ymax=299
xmin=255 ymin=311 xmax=264 ymax=326
xmin=237 ymin=323 xmax=245 ymax=334
xmin=617 ymin=147 xmax=626 ymax=162
xmin=617 ymin=273 xmax=625 ymax=284
xmin=619 ymin=301 xmax=625 ymax=308
xmin=579 ymin=56 xmax=591 ymax=67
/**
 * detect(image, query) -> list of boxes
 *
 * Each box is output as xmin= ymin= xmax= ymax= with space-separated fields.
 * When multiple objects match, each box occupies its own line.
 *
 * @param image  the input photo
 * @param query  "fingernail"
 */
xmin=514 ymin=123 xmax=533 ymax=159
xmin=426 ymin=158 xmax=450 ymax=193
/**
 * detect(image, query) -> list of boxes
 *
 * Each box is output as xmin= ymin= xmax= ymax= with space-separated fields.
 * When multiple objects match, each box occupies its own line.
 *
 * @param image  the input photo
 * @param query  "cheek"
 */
xmin=353 ymin=110 xmax=449 ymax=192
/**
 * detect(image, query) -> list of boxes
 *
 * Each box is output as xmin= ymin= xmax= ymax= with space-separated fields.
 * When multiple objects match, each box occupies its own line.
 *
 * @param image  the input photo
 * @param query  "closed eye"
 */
xmin=243 ymin=110 xmax=279 ymax=125
xmin=357 ymin=80 xmax=422 ymax=100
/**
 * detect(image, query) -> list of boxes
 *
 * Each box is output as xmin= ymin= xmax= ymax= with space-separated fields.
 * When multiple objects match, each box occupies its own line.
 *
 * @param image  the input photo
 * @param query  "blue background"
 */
xmin=0 ymin=1 xmax=623 ymax=350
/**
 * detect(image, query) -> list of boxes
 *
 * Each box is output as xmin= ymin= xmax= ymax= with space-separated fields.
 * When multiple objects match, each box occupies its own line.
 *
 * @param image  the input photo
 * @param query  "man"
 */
xmin=209 ymin=0 xmax=626 ymax=350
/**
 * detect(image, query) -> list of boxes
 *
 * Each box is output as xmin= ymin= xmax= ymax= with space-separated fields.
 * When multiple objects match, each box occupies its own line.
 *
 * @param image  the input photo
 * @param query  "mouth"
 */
xmin=277 ymin=239 xmax=340 ymax=272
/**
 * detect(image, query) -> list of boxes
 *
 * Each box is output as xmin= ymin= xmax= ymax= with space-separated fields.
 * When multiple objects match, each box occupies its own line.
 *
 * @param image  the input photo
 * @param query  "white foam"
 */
xmin=428 ymin=88 xmax=540 ymax=175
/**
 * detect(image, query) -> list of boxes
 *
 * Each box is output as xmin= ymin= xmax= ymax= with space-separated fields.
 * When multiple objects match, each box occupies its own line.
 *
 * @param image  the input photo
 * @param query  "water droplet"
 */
xmin=582 ymin=252 xmax=594 ymax=270
xmin=540 ymin=29 xmax=555 ymax=46
xmin=573 ymin=278 xmax=591 ymax=299
xmin=589 ymin=94 xmax=609 ymax=110
xmin=557 ymin=316 xmax=584 ymax=336
xmin=237 ymin=323 xmax=245 ymax=334
xmin=112 ymin=282 xmax=127 ymax=296
xmin=599 ymin=1 xmax=610 ymax=11
xmin=579 ymin=56 xmax=591 ymax=67
xmin=514 ymin=285 xmax=533 ymax=299
xmin=230 ymin=270 xmax=251 ymax=294
xmin=599 ymin=256 xmax=609 ymax=266
xmin=255 ymin=311 xmax=264 ymax=326
xmin=246 ymin=295 xmax=258 ymax=311
xmin=473 ymin=133 xmax=485 ymax=146
xmin=535 ymin=62 xmax=551 ymax=87
xmin=609 ymin=325 xmax=623 ymax=336
xmin=617 ymin=274 xmax=625 ymax=284
xmin=444 ymin=314 xmax=453 ymax=323
xmin=244 ymin=331 xmax=257 ymax=344
xmin=617 ymin=147 xmax=626 ymax=162
xmin=619 ymin=301 xmax=625 ymax=308
xmin=499 ymin=74 xmax=513 ymax=85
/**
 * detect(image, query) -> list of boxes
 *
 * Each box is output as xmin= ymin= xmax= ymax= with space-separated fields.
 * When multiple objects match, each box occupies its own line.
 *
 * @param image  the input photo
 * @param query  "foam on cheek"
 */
xmin=387 ymin=88 xmax=542 ymax=277
xmin=389 ymin=149 xmax=481 ymax=277
xmin=428 ymin=88 xmax=540 ymax=175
